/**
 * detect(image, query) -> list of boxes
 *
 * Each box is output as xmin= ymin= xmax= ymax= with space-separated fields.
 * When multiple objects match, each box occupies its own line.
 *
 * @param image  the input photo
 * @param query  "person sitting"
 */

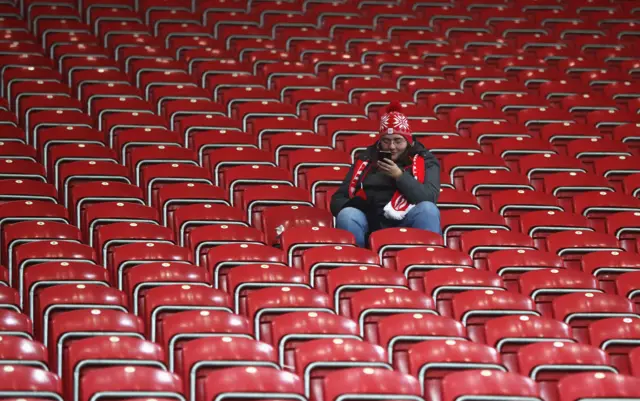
xmin=330 ymin=103 xmax=441 ymax=248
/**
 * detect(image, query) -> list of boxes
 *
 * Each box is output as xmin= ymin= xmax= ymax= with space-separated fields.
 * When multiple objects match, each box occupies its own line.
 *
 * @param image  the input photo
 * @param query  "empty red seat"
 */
xmin=323 ymin=368 xmax=421 ymax=401
xmin=452 ymin=290 xmax=539 ymax=343
xmin=459 ymin=229 xmax=536 ymax=270
xmin=520 ymin=211 xmax=593 ymax=251
xmin=582 ymin=251 xmax=640 ymax=294
xmin=605 ymin=212 xmax=640 ymax=253
xmin=202 ymin=367 xmax=303 ymax=401
xmin=440 ymin=209 xmax=509 ymax=250
xmin=615 ymin=272 xmax=640 ymax=313
xmin=441 ymin=370 xmax=542 ymax=401
xmin=0 ymin=365 xmax=62 ymax=401
xmin=553 ymin=292 xmax=638 ymax=343
xmin=300 ymin=245 xmax=379 ymax=292
xmin=557 ymin=373 xmax=640 ymax=401
xmin=546 ymin=231 xmax=624 ymax=270
xmin=0 ymin=309 xmax=33 ymax=340
xmin=573 ymin=191 xmax=640 ymax=232
xmin=80 ymin=366 xmax=183 ymax=401
xmin=368 ymin=228 xmax=444 ymax=269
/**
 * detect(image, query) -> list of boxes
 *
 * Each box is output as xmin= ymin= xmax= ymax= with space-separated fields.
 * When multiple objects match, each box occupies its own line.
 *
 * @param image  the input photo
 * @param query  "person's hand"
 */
xmin=377 ymin=158 xmax=403 ymax=179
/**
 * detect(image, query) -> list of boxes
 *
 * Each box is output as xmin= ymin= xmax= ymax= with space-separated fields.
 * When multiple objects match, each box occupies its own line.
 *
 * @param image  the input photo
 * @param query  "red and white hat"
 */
xmin=378 ymin=102 xmax=412 ymax=143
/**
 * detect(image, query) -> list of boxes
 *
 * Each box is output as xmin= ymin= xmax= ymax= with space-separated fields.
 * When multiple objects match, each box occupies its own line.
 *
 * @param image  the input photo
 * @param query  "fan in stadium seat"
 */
xmin=79 ymin=366 xmax=184 ymax=401
xmin=0 ymin=365 xmax=63 ymax=401
xmin=406 ymin=339 xmax=506 ymax=401
xmin=330 ymin=103 xmax=441 ymax=248
xmin=65 ymin=337 xmax=166 ymax=401
xmin=557 ymin=373 xmax=640 ymax=401
xmin=323 ymin=367 xmax=422 ymax=401
xmin=294 ymin=338 xmax=389 ymax=401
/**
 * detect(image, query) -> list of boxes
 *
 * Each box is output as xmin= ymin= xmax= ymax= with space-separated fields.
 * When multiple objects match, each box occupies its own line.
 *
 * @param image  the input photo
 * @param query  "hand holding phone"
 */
xmin=378 ymin=150 xmax=392 ymax=160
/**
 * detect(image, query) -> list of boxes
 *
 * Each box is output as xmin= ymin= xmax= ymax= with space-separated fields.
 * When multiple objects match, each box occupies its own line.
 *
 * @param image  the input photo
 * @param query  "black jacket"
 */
xmin=330 ymin=140 xmax=441 ymax=229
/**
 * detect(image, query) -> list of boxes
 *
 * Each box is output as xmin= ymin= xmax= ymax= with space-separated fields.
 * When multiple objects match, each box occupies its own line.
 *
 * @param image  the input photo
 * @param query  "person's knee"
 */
xmin=336 ymin=207 xmax=367 ymax=225
xmin=414 ymin=201 xmax=440 ymax=218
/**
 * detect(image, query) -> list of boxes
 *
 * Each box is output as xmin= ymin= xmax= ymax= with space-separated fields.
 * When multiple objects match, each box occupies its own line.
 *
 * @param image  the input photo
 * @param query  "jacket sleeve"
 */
xmin=395 ymin=154 xmax=441 ymax=204
xmin=329 ymin=165 xmax=356 ymax=216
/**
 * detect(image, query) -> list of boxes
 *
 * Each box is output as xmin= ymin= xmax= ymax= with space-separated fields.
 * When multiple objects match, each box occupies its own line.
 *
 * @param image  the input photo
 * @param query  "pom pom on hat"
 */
xmin=378 ymin=102 xmax=412 ymax=143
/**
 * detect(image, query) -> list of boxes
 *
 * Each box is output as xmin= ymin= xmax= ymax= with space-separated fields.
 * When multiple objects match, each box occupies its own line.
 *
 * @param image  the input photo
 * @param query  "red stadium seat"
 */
xmin=557 ymin=373 xmax=640 ymax=401
xmin=269 ymin=311 xmax=360 ymax=369
xmin=0 ymin=335 xmax=47 ymax=371
xmin=459 ymin=229 xmax=536 ymax=270
xmin=452 ymin=290 xmax=539 ymax=343
xmin=440 ymin=209 xmax=509 ymax=250
xmin=520 ymin=211 xmax=593 ymax=251
xmin=553 ymin=292 xmax=639 ymax=343
xmin=588 ymin=317 xmax=640 ymax=374
xmin=322 ymin=368 xmax=421 ymax=401
xmin=202 ymin=367 xmax=304 ymax=401
xmin=485 ymin=315 xmax=576 ymax=372
xmin=294 ymin=338 xmax=388 ymax=401
xmin=441 ymin=370 xmax=542 ymax=401
xmin=79 ymin=366 xmax=184 ymax=401
xmin=519 ymin=269 xmax=601 ymax=317
xmin=179 ymin=336 xmax=279 ymax=401
xmin=65 ymin=337 xmax=165 ymax=401
xmin=0 ymin=365 xmax=63 ymax=401
xmin=546 ymin=231 xmax=624 ymax=270
xmin=0 ymin=309 xmax=34 ymax=340
xmin=616 ymin=272 xmax=640 ymax=313
xmin=368 ymin=228 xmax=444 ymax=269
xmin=605 ymin=212 xmax=640 ymax=253
xmin=394 ymin=247 xmax=474 ymax=292
xmin=300 ymin=245 xmax=379 ymax=292
xmin=407 ymin=339 xmax=506 ymax=401
xmin=582 ymin=251 xmax=640 ymax=294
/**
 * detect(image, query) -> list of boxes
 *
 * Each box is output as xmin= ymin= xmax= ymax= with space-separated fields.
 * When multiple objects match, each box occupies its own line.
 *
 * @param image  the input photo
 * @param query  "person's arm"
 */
xmin=330 ymin=165 xmax=355 ymax=216
xmin=395 ymin=155 xmax=441 ymax=204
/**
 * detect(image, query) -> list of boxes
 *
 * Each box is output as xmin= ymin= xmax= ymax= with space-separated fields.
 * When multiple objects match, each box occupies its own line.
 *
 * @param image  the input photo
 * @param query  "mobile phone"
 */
xmin=378 ymin=150 xmax=392 ymax=160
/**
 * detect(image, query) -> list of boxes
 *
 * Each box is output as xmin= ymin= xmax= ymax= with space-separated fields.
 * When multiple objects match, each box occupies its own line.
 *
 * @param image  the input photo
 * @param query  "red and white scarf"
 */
xmin=348 ymin=154 xmax=425 ymax=220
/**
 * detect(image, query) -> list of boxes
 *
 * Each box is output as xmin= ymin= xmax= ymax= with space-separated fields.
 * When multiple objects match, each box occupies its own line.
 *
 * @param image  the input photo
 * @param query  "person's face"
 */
xmin=379 ymin=134 xmax=408 ymax=161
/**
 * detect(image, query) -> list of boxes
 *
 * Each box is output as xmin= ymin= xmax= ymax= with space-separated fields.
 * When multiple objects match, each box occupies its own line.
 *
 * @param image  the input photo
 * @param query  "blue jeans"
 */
xmin=336 ymin=201 xmax=441 ymax=248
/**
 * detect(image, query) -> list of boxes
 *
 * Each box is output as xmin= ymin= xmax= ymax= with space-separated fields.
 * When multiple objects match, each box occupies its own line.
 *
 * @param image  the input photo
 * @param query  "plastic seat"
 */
xmin=65 ymin=336 xmax=165 ymax=401
xmin=156 ymin=183 xmax=228 ymax=227
xmin=347 ymin=287 xmax=436 ymax=342
xmin=520 ymin=269 xmax=602 ymax=316
xmin=593 ymin=156 xmax=640 ymax=193
xmin=68 ymin=181 xmax=144 ymax=227
xmin=407 ymin=339 xmax=506 ymax=401
xmin=205 ymin=243 xmax=285 ymax=290
xmin=278 ymin=225 xmax=355 ymax=268
xmin=57 ymin=161 xmax=132 ymax=206
xmin=441 ymin=152 xmax=509 ymax=189
xmin=202 ymin=367 xmax=303 ymax=401
xmin=573 ymin=191 xmax=640 ymax=232
xmin=300 ymin=245 xmax=379 ymax=292
xmin=588 ymin=317 xmax=640 ymax=374
xmin=423 ymin=268 xmax=504 ymax=318
xmin=542 ymin=172 xmax=614 ymax=212
xmin=109 ymin=242 xmax=190 ymax=291
xmin=82 ymin=202 xmax=160 ymax=248
xmin=294 ymin=338 xmax=388 ymax=401
xmin=440 ymin=209 xmax=509 ymax=250
xmin=557 ymin=373 xmax=640 ymax=401
xmin=615 ymin=272 xmax=640 ymax=314
xmin=459 ymin=229 xmax=536 ymax=270
xmin=79 ymin=366 xmax=184 ymax=401
xmin=519 ymin=154 xmax=587 ymax=192
xmin=0 ymin=309 xmax=33 ymax=340
xmin=180 ymin=336 xmax=279 ymax=400
xmin=394 ymin=247 xmax=474 ymax=292
xmin=240 ymin=185 xmax=312 ymax=231
xmin=441 ymin=370 xmax=542 ymax=401
xmin=520 ymin=211 xmax=593 ymax=252
xmin=261 ymin=205 xmax=333 ymax=247
xmin=0 ymin=200 xmax=69 ymax=245
xmin=604 ymin=212 xmax=640 ymax=253
xmin=0 ymin=179 xmax=57 ymax=205
xmin=322 ymin=368 xmax=421 ymax=401
xmin=246 ymin=287 xmax=333 ymax=342
xmin=0 ymin=336 xmax=47 ymax=370
xmin=0 ymin=286 xmax=20 ymax=314
xmin=368 ymin=228 xmax=444 ymax=269
xmin=582 ymin=252 xmax=640 ymax=295
xmin=0 ymin=365 xmax=62 ymax=401
xmin=552 ymin=292 xmax=639 ymax=343
xmin=95 ymin=222 xmax=174 ymax=269
xmin=223 ymin=165 xmax=292 ymax=208
xmin=546 ymin=231 xmax=624 ymax=270
xmin=462 ymin=170 xmax=534 ymax=211
xmin=173 ymin=203 xmax=247 ymax=247
xmin=452 ymin=290 xmax=539 ymax=343
xmin=485 ymin=314 xmax=575 ymax=373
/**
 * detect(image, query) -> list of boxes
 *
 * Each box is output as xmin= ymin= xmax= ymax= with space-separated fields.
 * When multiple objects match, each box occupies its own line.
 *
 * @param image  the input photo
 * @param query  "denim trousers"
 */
xmin=335 ymin=201 xmax=441 ymax=248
